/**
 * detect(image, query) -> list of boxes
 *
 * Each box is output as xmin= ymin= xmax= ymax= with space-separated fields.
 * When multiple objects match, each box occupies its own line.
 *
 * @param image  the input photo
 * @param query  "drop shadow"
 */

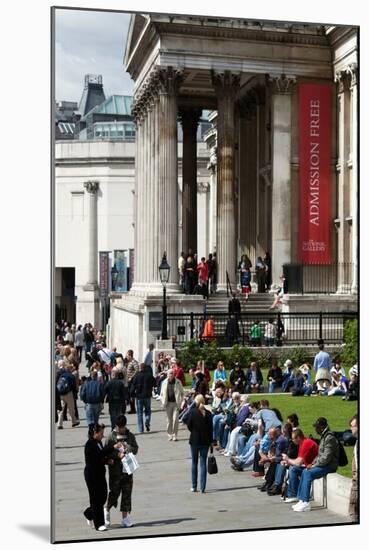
xmin=18 ymin=524 xmax=50 ymax=542
xmin=206 ymin=485 xmax=261 ymax=493
xmin=110 ymin=517 xmax=195 ymax=529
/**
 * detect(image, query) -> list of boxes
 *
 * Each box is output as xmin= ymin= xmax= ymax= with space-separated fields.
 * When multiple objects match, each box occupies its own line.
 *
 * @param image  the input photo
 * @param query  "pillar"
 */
xmin=347 ymin=64 xmax=358 ymax=294
xmin=83 ymin=180 xmax=99 ymax=287
xmin=212 ymin=70 xmax=240 ymax=291
xmin=157 ymin=67 xmax=183 ymax=290
xmin=81 ymin=179 xmax=100 ymax=326
xmin=269 ymin=74 xmax=295 ymax=286
xmin=180 ymin=108 xmax=201 ymax=255
xmin=335 ymin=70 xmax=351 ymax=293
xmin=207 ymin=145 xmax=217 ymax=254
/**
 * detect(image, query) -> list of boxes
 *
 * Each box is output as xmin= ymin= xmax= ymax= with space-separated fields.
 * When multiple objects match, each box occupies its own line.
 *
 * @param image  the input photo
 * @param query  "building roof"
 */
xmin=81 ymin=95 xmax=134 ymax=120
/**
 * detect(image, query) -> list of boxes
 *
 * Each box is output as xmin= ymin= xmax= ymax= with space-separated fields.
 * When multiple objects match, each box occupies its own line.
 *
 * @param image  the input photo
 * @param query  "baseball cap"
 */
xmin=284 ymin=359 xmax=293 ymax=367
xmin=313 ymin=417 xmax=328 ymax=430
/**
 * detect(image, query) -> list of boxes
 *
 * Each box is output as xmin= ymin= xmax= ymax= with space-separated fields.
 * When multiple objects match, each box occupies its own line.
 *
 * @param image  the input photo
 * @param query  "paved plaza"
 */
xmin=54 ymin=397 xmax=351 ymax=542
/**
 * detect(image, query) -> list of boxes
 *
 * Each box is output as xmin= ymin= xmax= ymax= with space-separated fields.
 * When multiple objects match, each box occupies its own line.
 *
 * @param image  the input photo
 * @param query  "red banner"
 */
xmin=298 ymin=84 xmax=332 ymax=264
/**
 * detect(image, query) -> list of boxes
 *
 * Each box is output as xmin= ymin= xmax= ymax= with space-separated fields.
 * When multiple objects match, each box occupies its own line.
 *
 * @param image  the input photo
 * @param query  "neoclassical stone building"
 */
xmin=108 ymin=14 xmax=358 ymax=358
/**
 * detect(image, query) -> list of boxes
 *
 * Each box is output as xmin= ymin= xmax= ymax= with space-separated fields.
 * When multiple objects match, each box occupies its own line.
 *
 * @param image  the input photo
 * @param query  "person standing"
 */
xmin=349 ymin=414 xmax=358 ymax=522
xmin=197 ymin=257 xmax=209 ymax=298
xmin=160 ymin=369 xmax=184 ymax=441
xmin=255 ymin=256 xmax=267 ymax=293
xmin=143 ymin=343 xmax=155 ymax=373
xmin=80 ymin=370 xmax=105 ymax=426
xmin=104 ymin=415 xmax=138 ymax=528
xmin=184 ymin=255 xmax=196 ymax=295
xmin=206 ymin=253 xmax=216 ymax=295
xmin=74 ymin=325 xmax=85 ymax=363
xmin=56 ymin=363 xmax=80 ymax=429
xmin=313 ymin=339 xmax=332 ymax=392
xmin=132 ymin=363 xmax=156 ymax=433
xmin=228 ymin=293 xmax=241 ymax=318
xmin=104 ymin=368 xmax=126 ymax=430
xmin=178 ymin=251 xmax=186 ymax=291
xmin=263 ymin=252 xmax=272 ymax=290
xmin=83 ymin=423 xmax=111 ymax=532
xmin=126 ymin=350 xmax=139 ymax=414
xmin=187 ymin=394 xmax=213 ymax=493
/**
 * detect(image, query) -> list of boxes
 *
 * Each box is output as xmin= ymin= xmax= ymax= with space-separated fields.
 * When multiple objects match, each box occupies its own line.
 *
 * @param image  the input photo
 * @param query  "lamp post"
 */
xmin=111 ymin=265 xmax=118 ymax=292
xmin=159 ymin=252 xmax=170 ymax=340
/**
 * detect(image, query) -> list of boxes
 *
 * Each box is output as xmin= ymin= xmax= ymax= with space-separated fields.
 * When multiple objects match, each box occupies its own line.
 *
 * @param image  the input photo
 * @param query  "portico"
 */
xmin=108 ymin=15 xmax=358 ymax=358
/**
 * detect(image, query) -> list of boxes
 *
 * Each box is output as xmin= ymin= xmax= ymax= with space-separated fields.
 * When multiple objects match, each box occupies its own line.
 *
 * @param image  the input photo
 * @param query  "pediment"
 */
xmin=124 ymin=14 xmax=149 ymax=69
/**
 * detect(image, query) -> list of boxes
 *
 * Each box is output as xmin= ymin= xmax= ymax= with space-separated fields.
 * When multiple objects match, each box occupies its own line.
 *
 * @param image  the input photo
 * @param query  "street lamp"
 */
xmin=159 ymin=252 xmax=170 ymax=340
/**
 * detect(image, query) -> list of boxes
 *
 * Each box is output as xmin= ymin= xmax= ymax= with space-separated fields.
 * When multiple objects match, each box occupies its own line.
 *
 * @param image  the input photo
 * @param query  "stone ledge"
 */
xmin=313 ymin=473 xmax=352 ymax=516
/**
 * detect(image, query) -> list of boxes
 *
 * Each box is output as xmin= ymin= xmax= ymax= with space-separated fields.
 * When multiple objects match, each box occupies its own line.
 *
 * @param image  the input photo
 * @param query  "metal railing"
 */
xmin=166 ymin=311 xmax=357 ymax=348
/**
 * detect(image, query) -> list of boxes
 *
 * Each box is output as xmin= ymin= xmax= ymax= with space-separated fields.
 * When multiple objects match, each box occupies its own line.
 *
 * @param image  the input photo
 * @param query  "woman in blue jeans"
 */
xmin=187 ymin=395 xmax=213 ymax=493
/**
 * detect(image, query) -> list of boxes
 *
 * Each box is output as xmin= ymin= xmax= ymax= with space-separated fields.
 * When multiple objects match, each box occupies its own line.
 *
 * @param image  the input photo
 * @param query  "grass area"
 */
xmin=184 ymin=370 xmax=357 ymax=478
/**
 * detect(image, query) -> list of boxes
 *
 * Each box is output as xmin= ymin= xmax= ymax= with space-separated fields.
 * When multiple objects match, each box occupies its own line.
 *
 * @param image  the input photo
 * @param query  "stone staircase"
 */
xmin=205 ymin=291 xmax=274 ymax=314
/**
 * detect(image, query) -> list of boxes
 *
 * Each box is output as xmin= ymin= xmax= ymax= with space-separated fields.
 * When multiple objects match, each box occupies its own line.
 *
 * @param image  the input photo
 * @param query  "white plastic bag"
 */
xmin=121 ymin=452 xmax=139 ymax=475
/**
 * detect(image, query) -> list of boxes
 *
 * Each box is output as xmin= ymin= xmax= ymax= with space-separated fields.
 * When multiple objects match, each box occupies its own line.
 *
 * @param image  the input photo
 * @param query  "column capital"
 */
xmin=267 ymin=73 xmax=296 ymax=94
xmin=334 ymin=69 xmax=350 ymax=93
xmin=157 ymin=66 xmax=183 ymax=96
xmin=84 ymin=180 xmax=99 ymax=194
xmin=346 ymin=63 xmax=358 ymax=88
xmin=211 ymin=70 xmax=240 ymax=100
xmin=178 ymin=108 xmax=202 ymax=132
xmin=197 ymin=181 xmax=209 ymax=194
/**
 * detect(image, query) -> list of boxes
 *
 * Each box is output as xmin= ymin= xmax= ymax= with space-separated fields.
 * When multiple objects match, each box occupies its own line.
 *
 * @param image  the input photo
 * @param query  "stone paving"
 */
xmin=53 ymin=398 xmax=351 ymax=542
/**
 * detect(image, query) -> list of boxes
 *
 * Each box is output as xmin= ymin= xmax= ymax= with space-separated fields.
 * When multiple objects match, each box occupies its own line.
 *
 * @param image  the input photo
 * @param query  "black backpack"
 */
xmin=337 ymin=438 xmax=348 ymax=467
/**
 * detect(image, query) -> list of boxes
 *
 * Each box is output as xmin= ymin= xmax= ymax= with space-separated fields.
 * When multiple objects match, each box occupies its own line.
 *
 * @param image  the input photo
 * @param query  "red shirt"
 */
xmin=173 ymin=365 xmax=185 ymax=385
xmin=298 ymin=438 xmax=319 ymax=466
xmin=197 ymin=262 xmax=209 ymax=282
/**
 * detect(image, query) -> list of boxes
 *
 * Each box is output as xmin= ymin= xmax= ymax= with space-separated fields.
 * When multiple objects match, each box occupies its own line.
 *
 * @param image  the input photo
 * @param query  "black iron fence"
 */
xmin=167 ymin=311 xmax=357 ymax=348
xmin=283 ymin=262 xmax=354 ymax=294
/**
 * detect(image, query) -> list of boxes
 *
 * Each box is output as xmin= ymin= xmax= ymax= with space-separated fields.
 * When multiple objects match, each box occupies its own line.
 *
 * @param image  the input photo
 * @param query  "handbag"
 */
xmin=207 ymin=448 xmax=218 ymax=475
xmin=121 ymin=452 xmax=139 ymax=475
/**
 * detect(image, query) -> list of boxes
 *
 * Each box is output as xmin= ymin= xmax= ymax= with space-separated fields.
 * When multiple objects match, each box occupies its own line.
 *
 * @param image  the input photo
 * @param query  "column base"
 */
xmin=83 ymin=282 xmax=99 ymax=291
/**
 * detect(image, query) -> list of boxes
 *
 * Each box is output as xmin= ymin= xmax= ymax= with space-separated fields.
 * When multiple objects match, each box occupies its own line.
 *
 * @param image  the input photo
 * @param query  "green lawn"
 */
xmin=184 ymin=371 xmax=357 ymax=478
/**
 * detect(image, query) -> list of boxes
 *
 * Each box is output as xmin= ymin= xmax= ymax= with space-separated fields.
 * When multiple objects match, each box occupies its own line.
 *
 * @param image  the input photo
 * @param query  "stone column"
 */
xmin=212 ymin=70 xmax=240 ymax=291
xmin=81 ymin=179 xmax=100 ymax=326
xmin=269 ymin=74 xmax=295 ymax=286
xmin=207 ymin=145 xmax=217 ymax=254
xmin=348 ymin=64 xmax=358 ymax=294
xmin=335 ymin=70 xmax=351 ymax=293
xmin=83 ymin=180 xmax=99 ymax=287
xmin=157 ymin=67 xmax=183 ymax=290
xmin=197 ymin=181 xmax=210 ymax=259
xmin=180 ymin=108 xmax=201 ymax=255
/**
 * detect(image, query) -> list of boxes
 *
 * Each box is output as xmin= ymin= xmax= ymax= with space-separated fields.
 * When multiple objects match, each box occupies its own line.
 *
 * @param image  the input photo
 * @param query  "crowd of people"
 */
xmin=178 ymin=250 xmax=277 ymax=298
xmin=178 ymin=250 xmax=217 ymax=297
xmin=55 ymin=322 xmax=358 ymax=531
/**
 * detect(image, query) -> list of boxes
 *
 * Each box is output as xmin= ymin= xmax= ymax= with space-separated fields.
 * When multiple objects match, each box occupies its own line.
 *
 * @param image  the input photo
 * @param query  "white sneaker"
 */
xmin=284 ymin=497 xmax=299 ymax=503
xmin=293 ymin=501 xmax=311 ymax=512
xmin=121 ymin=516 xmax=133 ymax=528
xmin=104 ymin=507 xmax=111 ymax=526
xmin=168 ymin=434 xmax=173 ymax=441
xmin=172 ymin=435 xmax=178 ymax=441
xmin=86 ymin=519 xmax=93 ymax=528
xmin=98 ymin=525 xmax=107 ymax=531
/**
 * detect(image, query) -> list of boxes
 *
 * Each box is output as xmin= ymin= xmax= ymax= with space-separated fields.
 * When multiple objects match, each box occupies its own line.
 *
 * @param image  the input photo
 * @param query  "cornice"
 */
xmin=155 ymin=21 xmax=330 ymax=47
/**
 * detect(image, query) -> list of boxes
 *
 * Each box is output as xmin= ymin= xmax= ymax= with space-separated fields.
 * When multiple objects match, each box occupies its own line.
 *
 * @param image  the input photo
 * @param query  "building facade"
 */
xmin=107 ymin=15 xmax=358 ymax=358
